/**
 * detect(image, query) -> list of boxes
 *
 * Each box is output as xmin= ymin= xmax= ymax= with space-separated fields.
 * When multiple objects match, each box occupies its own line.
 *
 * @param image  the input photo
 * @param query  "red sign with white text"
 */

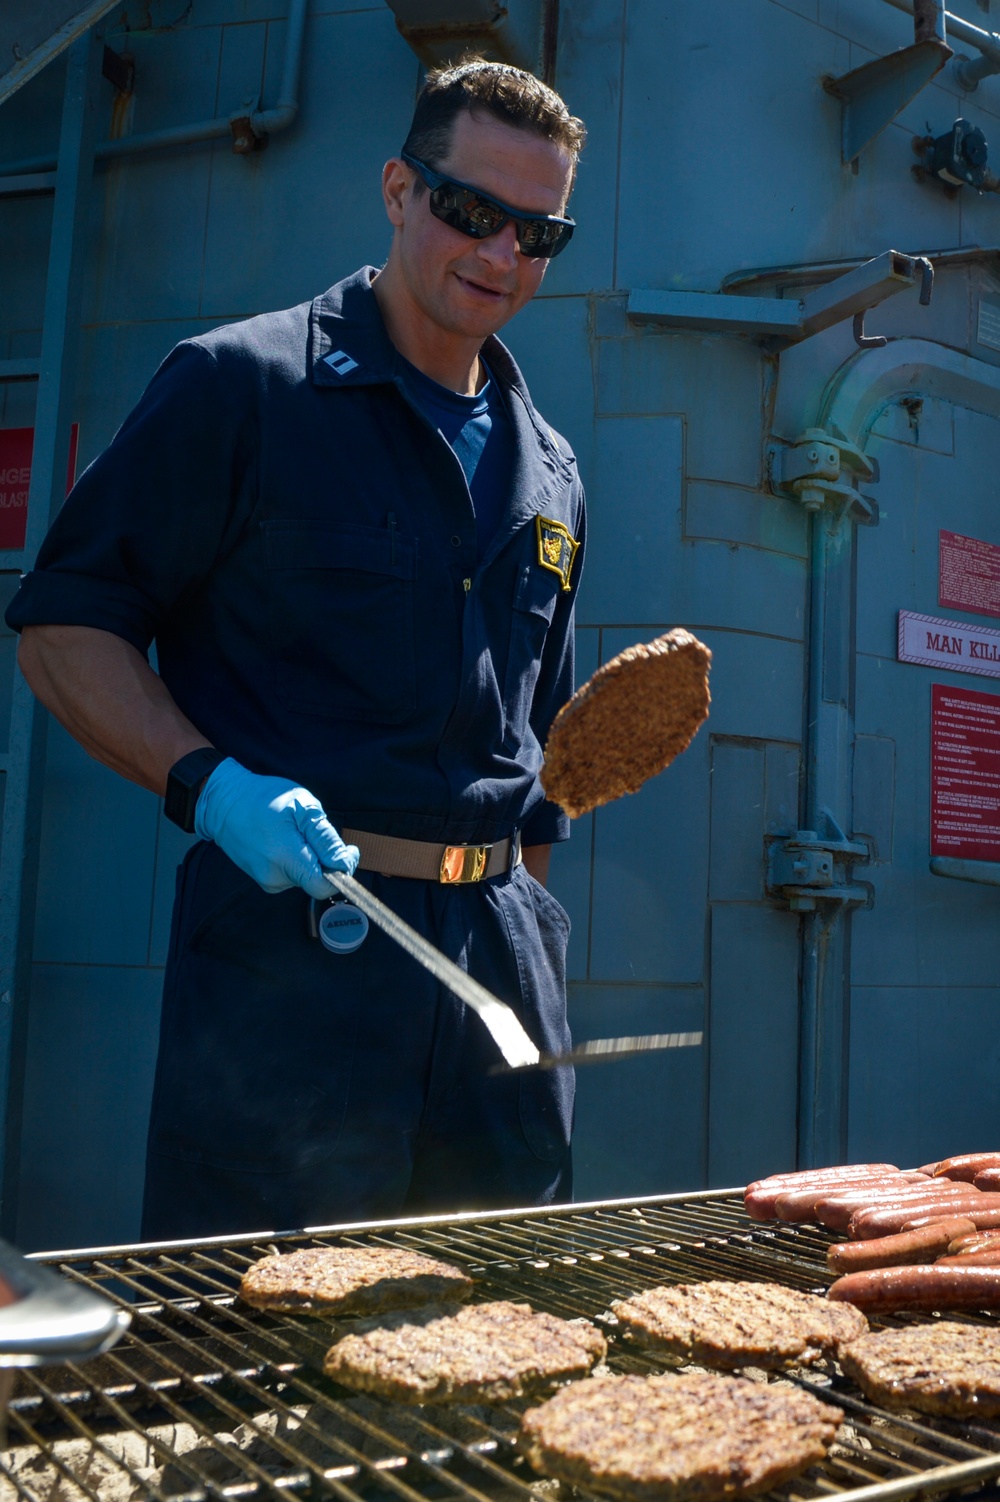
xmin=940 ymin=530 xmax=1000 ymax=620
xmin=0 ymin=425 xmax=79 ymax=549
xmin=931 ymin=682 xmax=1000 ymax=860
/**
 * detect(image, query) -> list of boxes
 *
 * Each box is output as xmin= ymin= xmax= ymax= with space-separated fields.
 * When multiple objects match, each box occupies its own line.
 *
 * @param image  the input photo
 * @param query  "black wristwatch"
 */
xmin=164 ymin=748 xmax=228 ymax=833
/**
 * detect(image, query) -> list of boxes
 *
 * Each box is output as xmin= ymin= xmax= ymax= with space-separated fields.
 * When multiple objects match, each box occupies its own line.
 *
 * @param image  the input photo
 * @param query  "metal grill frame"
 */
xmin=5 ymin=1188 xmax=1000 ymax=1502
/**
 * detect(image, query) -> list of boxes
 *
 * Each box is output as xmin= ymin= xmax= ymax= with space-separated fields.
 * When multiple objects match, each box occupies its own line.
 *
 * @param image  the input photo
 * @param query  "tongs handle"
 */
xmin=493 ymin=1031 xmax=705 ymax=1073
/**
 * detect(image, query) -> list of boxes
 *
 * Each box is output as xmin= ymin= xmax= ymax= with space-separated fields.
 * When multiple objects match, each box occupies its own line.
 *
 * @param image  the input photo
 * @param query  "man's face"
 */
xmin=384 ymin=109 xmax=575 ymax=344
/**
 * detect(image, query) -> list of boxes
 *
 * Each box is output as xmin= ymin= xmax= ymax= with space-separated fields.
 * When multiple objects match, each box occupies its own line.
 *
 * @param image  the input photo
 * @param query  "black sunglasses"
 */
xmin=401 ymin=151 xmax=575 ymax=260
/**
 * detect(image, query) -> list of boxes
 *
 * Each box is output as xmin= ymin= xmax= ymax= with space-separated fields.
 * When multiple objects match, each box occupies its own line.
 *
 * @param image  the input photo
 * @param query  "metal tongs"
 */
xmin=325 ymin=872 xmax=703 ymax=1071
xmin=0 ymin=1237 xmax=129 ymax=1367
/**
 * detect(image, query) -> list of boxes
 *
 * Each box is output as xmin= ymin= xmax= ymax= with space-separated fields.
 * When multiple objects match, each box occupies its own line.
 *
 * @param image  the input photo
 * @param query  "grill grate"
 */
xmin=5 ymin=1190 xmax=1000 ymax=1502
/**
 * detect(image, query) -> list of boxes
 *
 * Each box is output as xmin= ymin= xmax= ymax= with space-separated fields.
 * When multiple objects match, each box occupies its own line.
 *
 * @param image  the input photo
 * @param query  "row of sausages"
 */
xmin=744 ymin=1155 xmax=1000 ymax=1313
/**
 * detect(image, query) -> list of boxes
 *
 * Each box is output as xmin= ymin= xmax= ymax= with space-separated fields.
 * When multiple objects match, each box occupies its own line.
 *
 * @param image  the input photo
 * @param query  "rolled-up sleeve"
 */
xmin=5 ymin=341 xmax=255 ymax=652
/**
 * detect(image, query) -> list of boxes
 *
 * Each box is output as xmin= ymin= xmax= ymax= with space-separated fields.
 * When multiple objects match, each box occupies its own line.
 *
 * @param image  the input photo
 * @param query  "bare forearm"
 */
xmin=522 ymin=843 xmax=551 ymax=885
xmin=17 ymin=625 xmax=211 ymax=796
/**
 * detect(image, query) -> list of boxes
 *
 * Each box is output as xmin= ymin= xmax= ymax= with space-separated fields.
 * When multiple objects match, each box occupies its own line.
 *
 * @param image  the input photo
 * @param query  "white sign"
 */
xmin=898 ymin=610 xmax=1000 ymax=680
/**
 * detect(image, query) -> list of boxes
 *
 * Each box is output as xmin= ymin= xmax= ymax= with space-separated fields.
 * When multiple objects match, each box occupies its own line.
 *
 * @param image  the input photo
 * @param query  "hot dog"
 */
xmin=810 ymin=1178 xmax=944 ymax=1232
xmin=905 ymin=1202 xmax=1000 ymax=1233
xmin=933 ymin=1153 xmax=1000 ymax=1181
xmin=775 ymin=1175 xmax=929 ymax=1226
xmin=743 ymin=1164 xmax=900 ymax=1221
xmin=826 ymin=1218 xmax=977 ymax=1274
xmin=747 ymin=1163 xmax=898 ymax=1191
xmin=935 ymin=1250 xmax=1000 ymax=1266
xmin=828 ymin=1263 xmax=1000 ymax=1313
xmin=743 ymin=1163 xmax=901 ymax=1221
xmin=948 ymin=1231 xmax=1000 ymax=1255
xmin=848 ymin=1189 xmax=987 ymax=1240
xmin=975 ymin=1168 xmax=1000 ymax=1192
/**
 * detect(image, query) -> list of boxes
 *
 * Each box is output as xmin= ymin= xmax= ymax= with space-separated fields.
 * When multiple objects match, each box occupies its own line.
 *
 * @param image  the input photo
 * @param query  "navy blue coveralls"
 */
xmin=5 ymin=267 xmax=586 ymax=1239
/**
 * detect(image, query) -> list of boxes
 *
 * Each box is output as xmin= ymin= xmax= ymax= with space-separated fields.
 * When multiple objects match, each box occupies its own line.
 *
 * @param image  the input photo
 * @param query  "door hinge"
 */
xmin=767 ymin=425 xmax=879 ymax=525
xmin=767 ymin=811 xmax=873 ymax=913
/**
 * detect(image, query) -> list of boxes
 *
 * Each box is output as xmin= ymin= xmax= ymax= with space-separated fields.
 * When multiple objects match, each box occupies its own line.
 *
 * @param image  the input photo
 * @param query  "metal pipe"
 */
xmin=0 ymin=0 xmax=309 ymax=181
xmin=956 ymin=51 xmax=1000 ymax=88
xmin=930 ymin=855 xmax=1000 ymax=885
xmin=804 ymin=517 xmax=826 ymax=842
xmin=796 ymin=509 xmax=827 ymax=1169
xmin=796 ymin=492 xmax=858 ymax=1168
xmin=914 ymin=0 xmax=947 ymax=45
xmin=882 ymin=0 xmax=1000 ymax=86
xmin=798 ymin=908 xmax=832 ymax=1166
xmin=253 ymin=0 xmax=308 ymax=137
xmin=541 ymin=0 xmax=559 ymax=86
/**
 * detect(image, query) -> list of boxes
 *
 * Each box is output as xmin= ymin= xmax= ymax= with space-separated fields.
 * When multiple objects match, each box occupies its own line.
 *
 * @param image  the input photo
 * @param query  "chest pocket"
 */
xmin=263 ymin=520 xmax=417 ymax=723
xmin=502 ymin=561 xmax=560 ymax=753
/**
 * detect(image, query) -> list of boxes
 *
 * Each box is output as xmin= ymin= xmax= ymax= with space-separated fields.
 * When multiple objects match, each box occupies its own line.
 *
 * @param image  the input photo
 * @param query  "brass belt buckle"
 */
xmin=440 ymin=843 xmax=492 ymax=884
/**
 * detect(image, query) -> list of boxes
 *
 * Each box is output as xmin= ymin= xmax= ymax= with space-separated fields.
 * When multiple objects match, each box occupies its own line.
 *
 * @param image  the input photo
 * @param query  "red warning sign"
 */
xmin=0 ymin=425 xmax=79 ymax=550
xmin=931 ymin=682 xmax=1000 ymax=860
xmin=940 ymin=530 xmax=1000 ymax=620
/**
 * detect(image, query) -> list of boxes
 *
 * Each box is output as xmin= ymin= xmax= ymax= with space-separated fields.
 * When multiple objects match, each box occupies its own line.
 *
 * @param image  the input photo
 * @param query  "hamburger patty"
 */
xmin=541 ymin=630 xmax=711 ymax=819
xmin=839 ymin=1322 xmax=1000 ymax=1417
xmin=521 ymin=1371 xmax=843 ymax=1502
xmin=239 ymin=1245 xmax=473 ymax=1315
xmin=323 ymin=1301 xmax=607 ymax=1404
xmin=610 ymin=1280 xmax=867 ymax=1368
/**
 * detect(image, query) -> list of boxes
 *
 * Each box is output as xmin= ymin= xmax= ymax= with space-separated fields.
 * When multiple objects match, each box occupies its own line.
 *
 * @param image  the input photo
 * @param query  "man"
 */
xmin=5 ymin=59 xmax=587 ymax=1240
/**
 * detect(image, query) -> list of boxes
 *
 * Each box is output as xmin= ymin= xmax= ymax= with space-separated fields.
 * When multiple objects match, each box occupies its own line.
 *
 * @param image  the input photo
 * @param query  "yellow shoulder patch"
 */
xmin=536 ymin=515 xmax=580 ymax=592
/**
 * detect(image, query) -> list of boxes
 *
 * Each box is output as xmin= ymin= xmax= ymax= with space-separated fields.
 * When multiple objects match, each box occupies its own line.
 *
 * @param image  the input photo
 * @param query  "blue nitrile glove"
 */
xmin=194 ymin=758 xmax=360 ymax=899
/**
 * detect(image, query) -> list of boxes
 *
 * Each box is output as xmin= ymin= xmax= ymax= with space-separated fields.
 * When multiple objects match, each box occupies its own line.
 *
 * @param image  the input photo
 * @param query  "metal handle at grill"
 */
xmin=0 ymin=1239 xmax=129 ymax=1366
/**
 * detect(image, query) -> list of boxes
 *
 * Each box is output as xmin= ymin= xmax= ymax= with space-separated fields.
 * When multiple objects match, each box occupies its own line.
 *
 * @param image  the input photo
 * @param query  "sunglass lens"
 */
xmin=465 ymin=195 xmax=508 ymax=236
xmin=516 ymin=220 xmax=566 ymax=257
xmin=426 ymin=172 xmax=574 ymax=259
xmin=430 ymin=184 xmax=506 ymax=239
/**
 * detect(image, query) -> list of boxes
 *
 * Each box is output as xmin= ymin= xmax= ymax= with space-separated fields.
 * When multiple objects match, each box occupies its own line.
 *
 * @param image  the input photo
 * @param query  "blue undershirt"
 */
xmin=400 ymin=357 xmax=515 ymax=561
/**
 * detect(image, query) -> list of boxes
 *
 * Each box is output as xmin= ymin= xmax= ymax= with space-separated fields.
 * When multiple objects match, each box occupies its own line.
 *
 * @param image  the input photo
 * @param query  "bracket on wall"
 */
xmin=627 ymin=250 xmax=933 ymax=347
xmin=382 ymin=0 xmax=544 ymax=68
xmin=823 ymin=0 xmax=952 ymax=165
xmin=768 ymin=814 xmax=872 ymax=913
xmin=767 ymin=426 xmax=879 ymax=525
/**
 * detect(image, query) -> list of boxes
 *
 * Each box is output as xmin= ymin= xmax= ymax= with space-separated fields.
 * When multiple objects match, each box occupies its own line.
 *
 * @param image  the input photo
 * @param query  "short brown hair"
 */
xmin=401 ymin=57 xmax=586 ymax=187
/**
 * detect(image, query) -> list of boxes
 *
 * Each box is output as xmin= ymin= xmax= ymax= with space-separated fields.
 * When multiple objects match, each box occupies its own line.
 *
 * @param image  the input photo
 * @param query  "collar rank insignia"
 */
xmin=536 ymin=515 xmax=580 ymax=592
xmin=324 ymin=349 xmax=359 ymax=376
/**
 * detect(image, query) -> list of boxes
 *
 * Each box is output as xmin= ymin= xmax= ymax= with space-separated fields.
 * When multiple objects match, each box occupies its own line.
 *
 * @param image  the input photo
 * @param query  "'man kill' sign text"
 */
xmin=899 ymin=610 xmax=1000 ymax=680
xmin=932 ymin=683 xmax=1000 ymax=860
xmin=0 ymin=426 xmax=79 ymax=550
xmin=940 ymin=530 xmax=1000 ymax=619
